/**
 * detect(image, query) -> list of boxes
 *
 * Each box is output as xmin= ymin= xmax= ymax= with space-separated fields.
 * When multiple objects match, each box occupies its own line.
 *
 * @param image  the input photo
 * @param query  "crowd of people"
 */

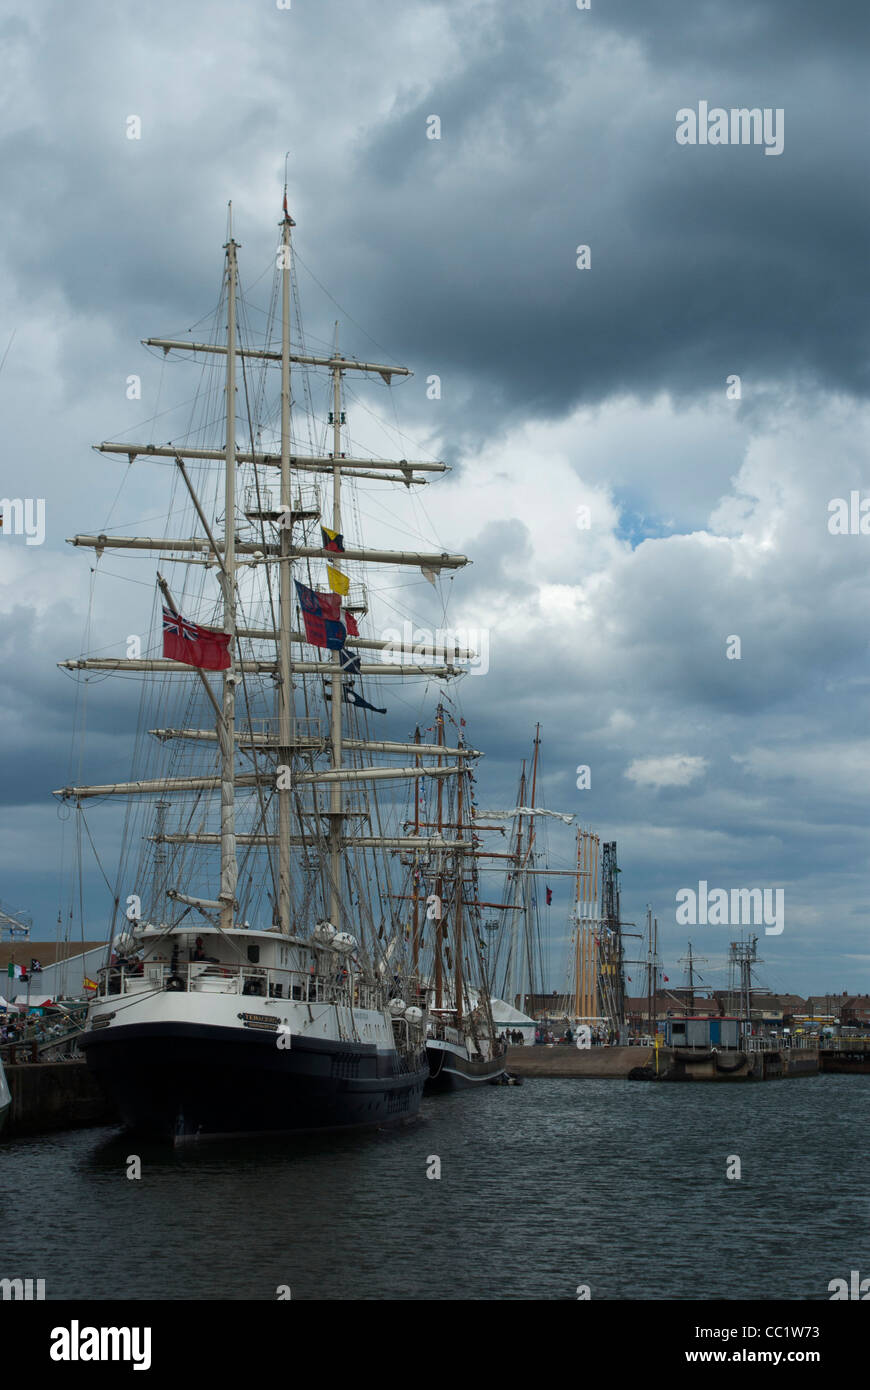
xmin=499 ymin=1025 xmax=616 ymax=1047
xmin=1 ymin=1012 xmax=71 ymax=1053
xmin=532 ymin=1024 xmax=617 ymax=1046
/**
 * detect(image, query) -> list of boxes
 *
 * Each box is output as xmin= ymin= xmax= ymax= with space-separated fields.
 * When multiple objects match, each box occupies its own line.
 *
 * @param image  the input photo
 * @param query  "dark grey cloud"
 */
xmin=2 ymin=0 xmax=869 ymax=996
xmin=5 ymin=0 xmax=869 ymax=443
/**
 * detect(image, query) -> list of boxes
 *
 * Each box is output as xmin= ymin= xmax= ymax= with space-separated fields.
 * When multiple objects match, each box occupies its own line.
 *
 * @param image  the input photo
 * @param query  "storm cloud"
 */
xmin=1 ymin=0 xmax=869 ymax=993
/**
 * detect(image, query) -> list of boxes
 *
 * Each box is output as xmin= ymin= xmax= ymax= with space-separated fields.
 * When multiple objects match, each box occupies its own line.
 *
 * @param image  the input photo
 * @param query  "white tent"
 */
xmin=490 ymin=996 xmax=536 ymax=1042
xmin=12 ymin=994 xmax=53 ymax=1009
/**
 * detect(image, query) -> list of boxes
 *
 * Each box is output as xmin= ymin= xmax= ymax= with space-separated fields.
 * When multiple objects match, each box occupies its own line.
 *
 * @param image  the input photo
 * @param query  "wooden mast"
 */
xmin=327 ymin=322 xmax=343 ymax=928
xmin=454 ymin=724 xmax=464 ymax=1027
xmin=508 ymin=759 xmax=527 ymax=1011
xmin=572 ymin=828 xmax=599 ymax=1024
xmin=219 ymin=211 xmax=239 ymax=930
xmin=589 ymin=834 xmax=594 ymax=1023
xmin=524 ymin=725 xmax=542 ymax=1004
xmin=573 ymin=829 xmax=582 ymax=1020
xmin=646 ymin=906 xmax=653 ymax=1037
xmin=412 ymin=726 xmax=421 ymax=975
xmin=277 ymin=186 xmax=295 ymax=934
xmin=434 ymin=704 xmax=444 ymax=1010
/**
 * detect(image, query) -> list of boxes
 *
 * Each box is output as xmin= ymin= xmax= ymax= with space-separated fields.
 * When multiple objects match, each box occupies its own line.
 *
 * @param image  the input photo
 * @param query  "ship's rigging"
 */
xmin=56 ymin=197 xmax=479 ymax=990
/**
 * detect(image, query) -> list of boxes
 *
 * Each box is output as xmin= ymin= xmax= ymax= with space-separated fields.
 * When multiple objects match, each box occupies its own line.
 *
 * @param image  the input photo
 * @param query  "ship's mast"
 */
xmin=58 ymin=206 xmax=485 ymax=938
xmin=454 ymin=730 xmax=465 ymax=1026
xmin=277 ymin=193 xmax=296 ymax=934
xmin=412 ymin=726 xmax=422 ymax=974
xmin=219 ymin=218 xmax=239 ymax=929
xmin=646 ymin=905 xmax=653 ymax=1031
xmin=599 ymin=841 xmax=625 ymax=1039
xmin=328 ymin=323 xmax=343 ymax=927
xmin=508 ymin=760 xmax=527 ymax=1010
xmin=686 ymin=939 xmax=695 ymax=1014
xmin=434 ymin=705 xmax=445 ymax=1009
xmin=573 ymin=829 xmax=587 ymax=1021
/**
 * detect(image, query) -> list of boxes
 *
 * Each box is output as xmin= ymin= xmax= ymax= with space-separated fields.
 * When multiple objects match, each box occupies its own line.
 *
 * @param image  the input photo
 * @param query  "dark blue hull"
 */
xmin=81 ymin=1022 xmax=427 ymax=1143
xmin=425 ymin=1043 xmax=510 ymax=1091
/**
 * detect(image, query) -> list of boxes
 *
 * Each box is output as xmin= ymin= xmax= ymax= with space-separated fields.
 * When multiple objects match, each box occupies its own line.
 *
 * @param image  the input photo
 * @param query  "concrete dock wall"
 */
xmin=4 ymin=1060 xmax=115 ymax=1136
xmin=505 ymin=1044 xmax=819 ymax=1081
xmin=506 ymin=1045 xmax=651 ymax=1077
xmin=654 ymin=1046 xmax=819 ymax=1081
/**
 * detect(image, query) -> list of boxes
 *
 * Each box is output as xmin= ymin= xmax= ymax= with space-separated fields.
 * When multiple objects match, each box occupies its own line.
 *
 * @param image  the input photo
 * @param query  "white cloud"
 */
xmin=624 ymin=754 xmax=708 ymax=789
xmin=607 ymin=710 xmax=635 ymax=733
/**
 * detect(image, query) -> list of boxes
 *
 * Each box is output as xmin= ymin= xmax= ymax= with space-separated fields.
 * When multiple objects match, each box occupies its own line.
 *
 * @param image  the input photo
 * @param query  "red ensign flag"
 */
xmin=162 ymin=606 xmax=231 ymax=671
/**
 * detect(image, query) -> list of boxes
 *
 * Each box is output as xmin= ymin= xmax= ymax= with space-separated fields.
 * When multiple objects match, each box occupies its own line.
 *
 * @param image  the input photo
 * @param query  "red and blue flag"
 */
xmin=294 ymin=581 xmax=345 ymax=650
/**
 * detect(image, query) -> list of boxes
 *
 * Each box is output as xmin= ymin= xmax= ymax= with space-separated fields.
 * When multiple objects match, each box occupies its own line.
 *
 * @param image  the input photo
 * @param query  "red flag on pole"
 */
xmin=342 ymin=610 xmax=359 ymax=637
xmin=162 ymin=607 xmax=231 ymax=671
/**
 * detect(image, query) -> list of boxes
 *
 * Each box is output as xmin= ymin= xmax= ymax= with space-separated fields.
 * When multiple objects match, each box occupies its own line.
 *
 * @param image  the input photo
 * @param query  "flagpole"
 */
xmin=219 ymin=212 xmax=239 ymax=930
xmin=278 ymin=188 xmax=295 ymax=934
xmin=328 ymin=322 xmax=343 ymax=928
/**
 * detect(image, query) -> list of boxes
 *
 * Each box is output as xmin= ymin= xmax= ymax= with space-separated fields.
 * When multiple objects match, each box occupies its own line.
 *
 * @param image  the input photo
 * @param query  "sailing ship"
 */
xmin=55 ymin=193 xmax=483 ymax=1142
xmin=413 ymin=720 xmax=578 ymax=1072
xmin=475 ymin=726 xmax=576 ymax=1024
xmin=402 ymin=705 xmax=509 ymax=1088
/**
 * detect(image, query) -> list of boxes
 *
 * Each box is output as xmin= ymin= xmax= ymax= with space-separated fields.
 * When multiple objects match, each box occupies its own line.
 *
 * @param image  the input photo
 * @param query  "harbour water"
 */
xmin=2 ymin=1075 xmax=866 ymax=1301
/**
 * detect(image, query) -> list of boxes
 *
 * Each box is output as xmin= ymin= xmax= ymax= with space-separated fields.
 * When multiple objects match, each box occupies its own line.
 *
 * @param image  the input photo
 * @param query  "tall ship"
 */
xmin=56 ymin=191 xmax=483 ymax=1142
xmin=475 ymin=725 xmax=576 ymax=1028
xmin=403 ymin=704 xmax=509 ymax=1089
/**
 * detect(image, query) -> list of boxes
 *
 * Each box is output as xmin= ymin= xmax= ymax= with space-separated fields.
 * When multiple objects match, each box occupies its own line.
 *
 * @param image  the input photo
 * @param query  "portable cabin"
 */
xmin=665 ymin=1016 xmax=748 ymax=1049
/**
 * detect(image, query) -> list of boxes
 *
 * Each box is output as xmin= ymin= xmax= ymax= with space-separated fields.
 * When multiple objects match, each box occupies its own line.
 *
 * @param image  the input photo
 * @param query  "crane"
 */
xmin=0 ymin=900 xmax=32 ymax=941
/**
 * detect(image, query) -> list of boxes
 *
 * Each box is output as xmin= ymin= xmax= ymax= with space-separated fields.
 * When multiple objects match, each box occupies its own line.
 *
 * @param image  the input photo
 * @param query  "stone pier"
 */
xmin=3 ymin=1059 xmax=115 ymax=1136
xmin=506 ymin=1045 xmax=651 ymax=1077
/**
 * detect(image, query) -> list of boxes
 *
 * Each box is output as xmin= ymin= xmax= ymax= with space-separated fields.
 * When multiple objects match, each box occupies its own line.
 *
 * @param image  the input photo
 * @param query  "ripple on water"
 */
xmin=1 ymin=1074 xmax=867 ymax=1299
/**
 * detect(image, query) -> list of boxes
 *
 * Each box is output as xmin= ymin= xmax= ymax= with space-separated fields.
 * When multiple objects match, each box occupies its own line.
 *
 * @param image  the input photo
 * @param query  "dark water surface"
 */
xmin=2 ymin=1075 xmax=867 ymax=1300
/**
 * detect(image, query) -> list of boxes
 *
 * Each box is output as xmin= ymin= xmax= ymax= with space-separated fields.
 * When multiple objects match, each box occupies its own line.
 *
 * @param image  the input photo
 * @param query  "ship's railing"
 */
xmin=242 ymin=483 xmax=321 ymax=518
xmin=343 ymin=582 xmax=369 ymax=617
xmin=243 ymin=483 xmax=321 ymax=517
xmin=95 ymin=960 xmax=381 ymax=1011
xmin=427 ymin=1020 xmax=462 ymax=1045
xmin=243 ymin=483 xmax=275 ymax=514
xmin=238 ymin=716 xmax=324 ymax=746
xmin=391 ymin=1017 xmax=425 ymax=1072
xmin=289 ymin=483 xmax=322 ymax=517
